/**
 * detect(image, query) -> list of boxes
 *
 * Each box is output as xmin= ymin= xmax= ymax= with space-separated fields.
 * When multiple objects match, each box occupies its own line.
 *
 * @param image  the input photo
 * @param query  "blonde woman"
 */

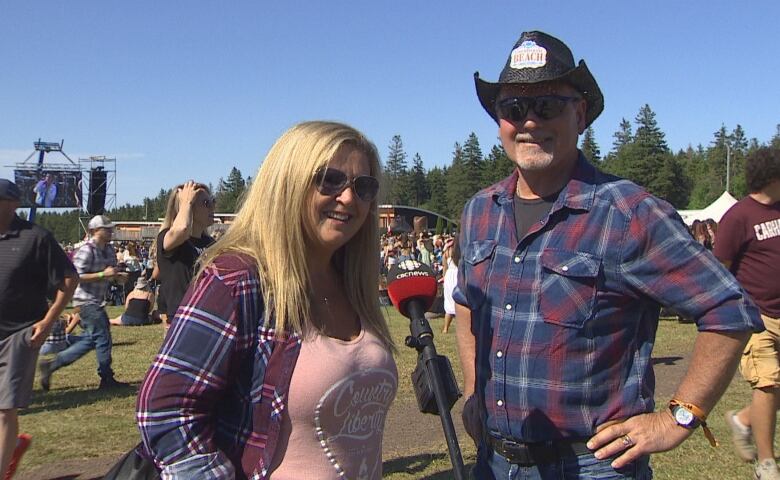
xmin=155 ymin=181 xmax=215 ymax=323
xmin=138 ymin=121 xmax=397 ymax=480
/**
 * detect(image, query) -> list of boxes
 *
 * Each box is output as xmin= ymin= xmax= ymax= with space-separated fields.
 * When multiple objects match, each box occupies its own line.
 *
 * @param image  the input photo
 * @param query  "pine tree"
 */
xmin=445 ymin=142 xmax=467 ymax=218
xmin=612 ymin=118 xmax=633 ymax=153
xmin=482 ymin=145 xmax=514 ymax=185
xmin=602 ymin=104 xmax=691 ymax=205
xmin=422 ymin=166 xmax=448 ymax=216
xmin=602 ymin=118 xmax=633 ymax=170
xmin=729 ymin=125 xmax=749 ymax=198
xmin=580 ymin=126 xmax=601 ymax=163
xmin=410 ymin=153 xmax=428 ymax=207
xmin=384 ymin=135 xmax=411 ymax=205
xmin=462 ymin=133 xmax=485 ymax=189
xmin=215 ymin=167 xmax=247 ymax=213
xmin=772 ymin=124 xmax=780 ymax=150
xmin=634 ymin=104 xmax=668 ymax=155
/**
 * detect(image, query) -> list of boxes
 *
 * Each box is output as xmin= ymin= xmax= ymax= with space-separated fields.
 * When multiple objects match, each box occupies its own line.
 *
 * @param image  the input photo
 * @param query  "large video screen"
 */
xmin=13 ymin=169 xmax=82 ymax=208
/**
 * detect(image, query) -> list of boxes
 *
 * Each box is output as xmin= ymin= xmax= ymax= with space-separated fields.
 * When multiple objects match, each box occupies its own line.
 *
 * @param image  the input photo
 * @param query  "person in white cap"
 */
xmin=39 ymin=214 xmax=129 ymax=390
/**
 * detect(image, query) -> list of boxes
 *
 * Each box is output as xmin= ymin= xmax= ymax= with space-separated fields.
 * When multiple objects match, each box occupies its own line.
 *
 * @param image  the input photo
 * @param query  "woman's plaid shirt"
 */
xmin=137 ymin=254 xmax=301 ymax=480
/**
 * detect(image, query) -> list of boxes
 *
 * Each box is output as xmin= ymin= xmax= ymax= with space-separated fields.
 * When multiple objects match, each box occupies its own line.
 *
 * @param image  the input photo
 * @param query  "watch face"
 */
xmin=674 ymin=406 xmax=695 ymax=425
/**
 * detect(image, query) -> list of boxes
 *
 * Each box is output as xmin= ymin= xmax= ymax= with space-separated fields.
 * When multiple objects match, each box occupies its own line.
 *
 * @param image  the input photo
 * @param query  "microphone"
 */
xmin=385 ymin=258 xmax=465 ymax=478
xmin=386 ymin=260 xmax=438 ymax=320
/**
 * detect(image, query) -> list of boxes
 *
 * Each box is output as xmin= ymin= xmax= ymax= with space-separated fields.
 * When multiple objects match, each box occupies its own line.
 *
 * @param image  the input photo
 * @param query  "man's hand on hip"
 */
xmin=586 ymin=410 xmax=693 ymax=469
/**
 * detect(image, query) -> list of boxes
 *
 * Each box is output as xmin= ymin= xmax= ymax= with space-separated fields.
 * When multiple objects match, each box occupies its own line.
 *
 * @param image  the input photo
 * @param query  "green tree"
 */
xmin=445 ymin=142 xmax=467 ymax=218
xmin=771 ymin=124 xmax=780 ymax=150
xmin=602 ymin=118 xmax=633 ymax=170
xmin=634 ymin=104 xmax=668 ymax=154
xmin=462 ymin=133 xmax=485 ymax=188
xmin=215 ymin=167 xmax=247 ymax=213
xmin=409 ymin=153 xmax=428 ymax=207
xmin=384 ymin=135 xmax=411 ymax=205
xmin=446 ymin=134 xmax=486 ymax=219
xmin=612 ymin=118 xmax=633 ymax=153
xmin=728 ymin=125 xmax=749 ymax=198
xmin=35 ymin=210 xmax=83 ymax=243
xmin=422 ymin=166 xmax=448 ymax=216
xmin=580 ymin=126 xmax=601 ymax=163
xmin=482 ymin=144 xmax=514 ymax=185
xmin=602 ymin=105 xmax=690 ymax=207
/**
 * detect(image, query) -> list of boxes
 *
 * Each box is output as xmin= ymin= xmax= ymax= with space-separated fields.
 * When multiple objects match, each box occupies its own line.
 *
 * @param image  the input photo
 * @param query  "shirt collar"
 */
xmin=490 ymin=152 xmax=596 ymax=212
xmin=0 ymin=215 xmax=23 ymax=239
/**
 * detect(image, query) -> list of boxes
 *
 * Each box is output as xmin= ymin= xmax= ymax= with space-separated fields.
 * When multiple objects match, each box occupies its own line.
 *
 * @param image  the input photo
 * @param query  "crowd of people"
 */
xmin=0 ymin=30 xmax=779 ymax=480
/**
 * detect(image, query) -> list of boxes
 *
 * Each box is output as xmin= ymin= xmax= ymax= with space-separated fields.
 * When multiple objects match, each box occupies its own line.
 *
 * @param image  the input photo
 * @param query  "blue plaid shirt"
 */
xmin=453 ymin=154 xmax=763 ymax=443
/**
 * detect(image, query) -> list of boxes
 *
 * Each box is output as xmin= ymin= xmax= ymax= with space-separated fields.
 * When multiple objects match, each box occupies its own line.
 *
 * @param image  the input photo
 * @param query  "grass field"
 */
xmin=17 ymin=307 xmax=773 ymax=479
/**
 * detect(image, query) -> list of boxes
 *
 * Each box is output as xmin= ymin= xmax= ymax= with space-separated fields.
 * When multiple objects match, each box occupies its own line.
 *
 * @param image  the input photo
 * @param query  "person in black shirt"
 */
xmin=156 ymin=181 xmax=215 ymax=330
xmin=109 ymin=277 xmax=159 ymax=326
xmin=0 ymin=179 xmax=77 ymax=478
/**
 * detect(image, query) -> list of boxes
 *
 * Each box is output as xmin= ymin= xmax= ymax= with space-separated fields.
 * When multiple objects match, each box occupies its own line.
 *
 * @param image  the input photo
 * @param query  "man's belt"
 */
xmin=487 ymin=435 xmax=592 ymax=467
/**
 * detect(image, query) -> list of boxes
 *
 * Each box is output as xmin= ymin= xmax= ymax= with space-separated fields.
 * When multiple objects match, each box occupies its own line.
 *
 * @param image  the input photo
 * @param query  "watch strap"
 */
xmin=669 ymin=399 xmax=718 ymax=447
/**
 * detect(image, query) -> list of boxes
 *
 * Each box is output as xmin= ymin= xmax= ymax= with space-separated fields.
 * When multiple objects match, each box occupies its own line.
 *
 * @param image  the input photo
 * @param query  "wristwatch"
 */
xmin=668 ymin=399 xmax=718 ymax=447
xmin=670 ymin=403 xmax=701 ymax=429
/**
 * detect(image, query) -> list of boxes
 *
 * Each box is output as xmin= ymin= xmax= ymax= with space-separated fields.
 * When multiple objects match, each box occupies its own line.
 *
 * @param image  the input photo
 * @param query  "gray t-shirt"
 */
xmin=513 ymin=193 xmax=558 ymax=240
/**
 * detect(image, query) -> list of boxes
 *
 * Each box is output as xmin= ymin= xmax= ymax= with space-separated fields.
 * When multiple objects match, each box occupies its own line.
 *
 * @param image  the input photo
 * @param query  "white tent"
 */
xmin=678 ymin=191 xmax=738 ymax=225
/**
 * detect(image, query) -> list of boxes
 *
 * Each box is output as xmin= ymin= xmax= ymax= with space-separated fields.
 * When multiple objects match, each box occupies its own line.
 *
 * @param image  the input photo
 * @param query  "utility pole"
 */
xmin=726 ymin=143 xmax=731 ymax=193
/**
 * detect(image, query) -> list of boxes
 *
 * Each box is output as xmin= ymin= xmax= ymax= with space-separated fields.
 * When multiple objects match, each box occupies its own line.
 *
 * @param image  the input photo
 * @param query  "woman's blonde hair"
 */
xmin=197 ymin=121 xmax=392 ymax=349
xmin=160 ymin=182 xmax=211 ymax=231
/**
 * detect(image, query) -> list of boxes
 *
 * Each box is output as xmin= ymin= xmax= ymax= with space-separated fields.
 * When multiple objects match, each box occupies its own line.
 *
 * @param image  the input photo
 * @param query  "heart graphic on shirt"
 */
xmin=314 ymin=368 xmax=397 ymax=479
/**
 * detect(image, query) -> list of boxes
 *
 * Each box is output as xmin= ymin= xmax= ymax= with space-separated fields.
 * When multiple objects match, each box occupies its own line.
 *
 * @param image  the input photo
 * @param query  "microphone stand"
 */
xmin=404 ymin=301 xmax=466 ymax=480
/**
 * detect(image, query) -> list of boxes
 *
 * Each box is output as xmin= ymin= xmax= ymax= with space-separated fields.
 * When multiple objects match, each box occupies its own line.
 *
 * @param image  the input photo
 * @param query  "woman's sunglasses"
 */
xmin=314 ymin=167 xmax=379 ymax=202
xmin=495 ymin=95 xmax=581 ymax=122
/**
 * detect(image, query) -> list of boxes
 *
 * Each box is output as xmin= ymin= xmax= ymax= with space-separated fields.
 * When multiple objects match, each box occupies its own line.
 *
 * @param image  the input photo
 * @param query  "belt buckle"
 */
xmin=502 ymin=439 xmax=535 ymax=467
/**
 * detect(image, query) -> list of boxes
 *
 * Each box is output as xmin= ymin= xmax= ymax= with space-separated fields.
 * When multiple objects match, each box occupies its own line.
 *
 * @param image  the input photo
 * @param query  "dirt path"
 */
xmin=20 ymin=354 xmax=694 ymax=479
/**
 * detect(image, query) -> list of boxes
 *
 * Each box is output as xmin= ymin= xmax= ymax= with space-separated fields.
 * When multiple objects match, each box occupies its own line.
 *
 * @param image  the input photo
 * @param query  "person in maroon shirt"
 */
xmin=714 ymin=147 xmax=780 ymax=479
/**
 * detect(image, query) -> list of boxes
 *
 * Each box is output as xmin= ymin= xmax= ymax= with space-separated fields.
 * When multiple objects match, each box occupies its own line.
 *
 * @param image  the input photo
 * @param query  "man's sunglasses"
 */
xmin=496 ymin=95 xmax=581 ymax=122
xmin=314 ymin=167 xmax=379 ymax=202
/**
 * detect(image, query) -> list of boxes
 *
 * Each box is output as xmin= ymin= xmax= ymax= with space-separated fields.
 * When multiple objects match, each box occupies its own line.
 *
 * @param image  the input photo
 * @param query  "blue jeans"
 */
xmin=473 ymin=443 xmax=652 ymax=479
xmin=52 ymin=304 xmax=114 ymax=380
xmin=39 ymin=334 xmax=81 ymax=355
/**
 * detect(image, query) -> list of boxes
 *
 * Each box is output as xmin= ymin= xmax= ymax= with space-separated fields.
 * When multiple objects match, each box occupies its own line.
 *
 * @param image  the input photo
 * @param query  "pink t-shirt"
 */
xmin=270 ymin=325 xmax=397 ymax=479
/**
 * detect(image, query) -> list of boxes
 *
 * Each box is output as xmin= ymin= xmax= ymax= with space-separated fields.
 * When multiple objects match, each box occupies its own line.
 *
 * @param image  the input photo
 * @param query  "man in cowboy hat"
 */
xmin=453 ymin=31 xmax=762 ymax=478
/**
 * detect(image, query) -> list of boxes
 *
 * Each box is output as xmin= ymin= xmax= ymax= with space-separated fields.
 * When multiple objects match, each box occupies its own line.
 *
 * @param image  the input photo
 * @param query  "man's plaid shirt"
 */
xmin=453 ymin=154 xmax=763 ymax=443
xmin=71 ymin=238 xmax=116 ymax=306
xmin=137 ymin=254 xmax=301 ymax=480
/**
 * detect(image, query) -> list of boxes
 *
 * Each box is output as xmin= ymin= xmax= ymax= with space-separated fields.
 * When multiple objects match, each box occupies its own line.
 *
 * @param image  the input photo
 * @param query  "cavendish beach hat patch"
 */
xmin=510 ymin=40 xmax=547 ymax=69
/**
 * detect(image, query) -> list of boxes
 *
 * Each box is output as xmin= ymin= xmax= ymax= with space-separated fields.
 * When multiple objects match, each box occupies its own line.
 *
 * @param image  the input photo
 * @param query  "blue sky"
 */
xmin=2 ymin=1 xmax=778 ymax=207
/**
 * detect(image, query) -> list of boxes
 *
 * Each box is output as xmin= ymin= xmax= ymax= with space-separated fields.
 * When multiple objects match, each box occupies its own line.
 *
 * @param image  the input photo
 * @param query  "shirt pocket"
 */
xmin=539 ymin=249 xmax=601 ymax=329
xmin=463 ymin=240 xmax=497 ymax=310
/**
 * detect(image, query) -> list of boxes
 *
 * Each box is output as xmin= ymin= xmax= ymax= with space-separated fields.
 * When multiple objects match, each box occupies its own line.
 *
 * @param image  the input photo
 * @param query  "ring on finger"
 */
xmin=621 ymin=434 xmax=633 ymax=447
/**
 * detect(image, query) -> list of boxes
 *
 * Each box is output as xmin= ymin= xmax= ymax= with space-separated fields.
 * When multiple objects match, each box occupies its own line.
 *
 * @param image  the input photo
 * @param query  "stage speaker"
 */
xmin=87 ymin=168 xmax=107 ymax=215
